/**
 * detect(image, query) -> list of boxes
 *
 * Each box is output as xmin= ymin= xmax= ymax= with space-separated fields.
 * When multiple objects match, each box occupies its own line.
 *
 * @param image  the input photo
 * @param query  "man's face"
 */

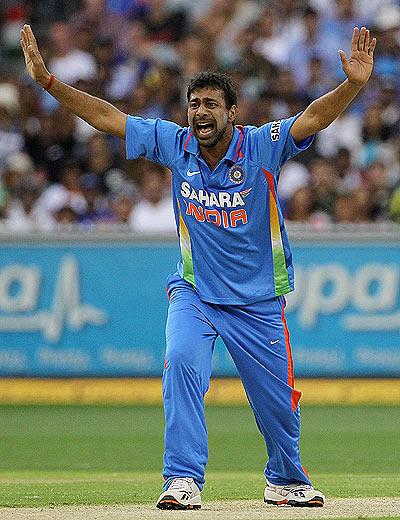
xmin=187 ymin=87 xmax=236 ymax=148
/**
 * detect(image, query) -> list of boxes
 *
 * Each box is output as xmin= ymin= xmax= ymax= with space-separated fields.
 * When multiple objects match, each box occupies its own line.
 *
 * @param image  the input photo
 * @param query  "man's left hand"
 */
xmin=339 ymin=26 xmax=377 ymax=87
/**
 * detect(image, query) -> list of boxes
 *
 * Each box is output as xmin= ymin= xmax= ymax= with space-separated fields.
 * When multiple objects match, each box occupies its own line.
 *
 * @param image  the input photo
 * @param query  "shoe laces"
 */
xmin=168 ymin=478 xmax=193 ymax=492
xmin=283 ymin=483 xmax=312 ymax=492
xmin=267 ymin=480 xmax=312 ymax=493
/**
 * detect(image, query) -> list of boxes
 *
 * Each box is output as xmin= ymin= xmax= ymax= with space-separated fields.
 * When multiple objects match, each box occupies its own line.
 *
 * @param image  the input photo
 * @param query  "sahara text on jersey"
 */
xmin=180 ymin=181 xmax=251 ymax=228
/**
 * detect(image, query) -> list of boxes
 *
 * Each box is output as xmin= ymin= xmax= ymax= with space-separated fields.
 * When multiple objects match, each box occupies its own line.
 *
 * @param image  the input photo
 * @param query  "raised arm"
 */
xmin=290 ymin=27 xmax=377 ymax=142
xmin=20 ymin=24 xmax=127 ymax=139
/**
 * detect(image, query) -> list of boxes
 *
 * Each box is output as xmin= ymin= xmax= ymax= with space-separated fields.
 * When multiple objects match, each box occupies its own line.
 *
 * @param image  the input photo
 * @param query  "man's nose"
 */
xmin=196 ymin=104 xmax=208 ymax=117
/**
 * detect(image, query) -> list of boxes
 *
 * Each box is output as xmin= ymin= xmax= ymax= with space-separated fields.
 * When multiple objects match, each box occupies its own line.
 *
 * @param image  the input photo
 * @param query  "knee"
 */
xmin=166 ymin=339 xmax=197 ymax=372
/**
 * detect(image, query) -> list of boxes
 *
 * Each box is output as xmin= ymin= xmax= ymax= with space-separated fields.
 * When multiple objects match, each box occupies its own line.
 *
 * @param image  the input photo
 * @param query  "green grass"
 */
xmin=0 ymin=405 xmax=398 ymax=507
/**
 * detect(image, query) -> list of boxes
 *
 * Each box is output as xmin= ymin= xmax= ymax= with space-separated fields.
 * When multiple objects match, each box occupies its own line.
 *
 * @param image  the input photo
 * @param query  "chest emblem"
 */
xmin=229 ymin=165 xmax=245 ymax=184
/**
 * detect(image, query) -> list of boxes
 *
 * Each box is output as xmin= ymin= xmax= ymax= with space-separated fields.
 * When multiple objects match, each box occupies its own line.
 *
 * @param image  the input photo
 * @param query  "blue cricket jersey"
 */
xmin=126 ymin=115 xmax=313 ymax=304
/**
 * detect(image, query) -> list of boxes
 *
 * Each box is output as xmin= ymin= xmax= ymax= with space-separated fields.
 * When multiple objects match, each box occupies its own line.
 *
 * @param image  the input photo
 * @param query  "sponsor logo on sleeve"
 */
xmin=270 ymin=120 xmax=282 ymax=142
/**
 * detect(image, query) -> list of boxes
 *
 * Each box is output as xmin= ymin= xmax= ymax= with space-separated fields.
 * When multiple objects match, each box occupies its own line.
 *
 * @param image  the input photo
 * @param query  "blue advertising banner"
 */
xmin=286 ymin=243 xmax=400 ymax=377
xmin=0 ymin=238 xmax=399 ymax=377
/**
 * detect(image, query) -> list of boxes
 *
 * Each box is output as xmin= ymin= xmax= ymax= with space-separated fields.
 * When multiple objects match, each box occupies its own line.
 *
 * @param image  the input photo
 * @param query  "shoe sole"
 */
xmin=265 ymin=496 xmax=324 ymax=508
xmin=156 ymin=496 xmax=201 ymax=510
xmin=264 ymin=499 xmax=288 ymax=506
xmin=287 ymin=497 xmax=324 ymax=507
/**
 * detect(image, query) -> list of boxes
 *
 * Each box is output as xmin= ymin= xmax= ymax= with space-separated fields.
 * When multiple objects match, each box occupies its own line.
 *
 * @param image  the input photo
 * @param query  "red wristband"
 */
xmin=44 ymin=74 xmax=55 ymax=91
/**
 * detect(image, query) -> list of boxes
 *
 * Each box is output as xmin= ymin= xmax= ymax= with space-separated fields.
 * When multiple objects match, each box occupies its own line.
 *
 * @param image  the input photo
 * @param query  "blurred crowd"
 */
xmin=0 ymin=0 xmax=400 ymax=233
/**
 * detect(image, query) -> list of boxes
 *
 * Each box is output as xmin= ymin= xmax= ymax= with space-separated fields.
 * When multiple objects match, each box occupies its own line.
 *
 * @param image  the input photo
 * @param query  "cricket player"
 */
xmin=21 ymin=24 xmax=376 ymax=510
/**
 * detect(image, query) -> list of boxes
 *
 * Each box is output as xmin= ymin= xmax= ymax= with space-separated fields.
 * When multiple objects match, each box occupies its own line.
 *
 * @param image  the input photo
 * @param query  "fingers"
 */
xmin=358 ymin=26 xmax=366 ymax=51
xmin=338 ymin=50 xmax=348 ymax=73
xmin=20 ymin=32 xmax=26 ymax=52
xmin=20 ymin=27 xmax=27 ymax=49
xmin=26 ymin=24 xmax=39 ymax=51
xmin=21 ymin=24 xmax=41 ymax=67
xmin=20 ymin=29 xmax=31 ymax=64
xmin=369 ymin=37 xmax=377 ymax=56
xmin=20 ymin=24 xmax=49 ymax=85
xmin=351 ymin=27 xmax=359 ymax=53
xmin=20 ymin=26 xmax=31 ymax=55
xmin=22 ymin=24 xmax=31 ymax=48
xmin=365 ymin=29 xmax=370 ymax=50
xmin=351 ymin=26 xmax=377 ymax=56
xmin=21 ymin=24 xmax=37 ymax=52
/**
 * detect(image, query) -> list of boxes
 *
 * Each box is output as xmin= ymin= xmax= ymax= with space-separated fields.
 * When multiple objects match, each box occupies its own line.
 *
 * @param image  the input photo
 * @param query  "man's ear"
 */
xmin=228 ymin=104 xmax=237 ymax=122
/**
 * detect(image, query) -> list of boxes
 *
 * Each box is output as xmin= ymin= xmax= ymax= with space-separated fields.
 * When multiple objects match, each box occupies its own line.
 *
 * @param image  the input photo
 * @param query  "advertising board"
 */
xmin=0 ymin=236 xmax=398 ymax=377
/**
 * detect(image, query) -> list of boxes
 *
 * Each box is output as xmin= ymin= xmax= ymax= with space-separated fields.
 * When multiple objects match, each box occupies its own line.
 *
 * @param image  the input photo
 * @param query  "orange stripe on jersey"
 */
xmin=261 ymin=167 xmax=277 ymax=203
xmin=282 ymin=305 xmax=301 ymax=411
xmin=282 ymin=308 xmax=294 ymax=388
xmin=183 ymin=132 xmax=193 ymax=151
xmin=233 ymin=126 xmax=244 ymax=161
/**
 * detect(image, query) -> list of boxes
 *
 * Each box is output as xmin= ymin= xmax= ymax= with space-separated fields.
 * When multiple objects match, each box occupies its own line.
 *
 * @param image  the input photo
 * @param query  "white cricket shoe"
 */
xmin=156 ymin=477 xmax=201 ymax=510
xmin=264 ymin=479 xmax=325 ymax=507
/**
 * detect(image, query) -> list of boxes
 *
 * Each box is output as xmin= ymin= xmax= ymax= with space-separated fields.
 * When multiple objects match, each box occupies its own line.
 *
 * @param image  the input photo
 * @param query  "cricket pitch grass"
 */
xmin=0 ymin=404 xmax=398 ymax=519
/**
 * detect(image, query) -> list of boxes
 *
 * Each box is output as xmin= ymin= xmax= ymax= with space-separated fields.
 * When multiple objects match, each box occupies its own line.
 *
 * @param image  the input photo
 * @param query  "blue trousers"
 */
xmin=162 ymin=278 xmax=311 ymax=490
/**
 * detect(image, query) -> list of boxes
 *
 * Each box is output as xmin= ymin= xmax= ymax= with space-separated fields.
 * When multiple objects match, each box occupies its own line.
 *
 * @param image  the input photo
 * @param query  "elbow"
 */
xmin=305 ymin=108 xmax=325 ymax=133
xmin=292 ymin=111 xmax=320 ymax=141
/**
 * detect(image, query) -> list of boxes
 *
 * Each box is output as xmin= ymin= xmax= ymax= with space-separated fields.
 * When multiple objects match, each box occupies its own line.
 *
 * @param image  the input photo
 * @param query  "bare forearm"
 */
xmin=46 ymin=77 xmax=125 ymax=137
xmin=290 ymin=79 xmax=362 ymax=141
xmin=306 ymin=79 xmax=362 ymax=130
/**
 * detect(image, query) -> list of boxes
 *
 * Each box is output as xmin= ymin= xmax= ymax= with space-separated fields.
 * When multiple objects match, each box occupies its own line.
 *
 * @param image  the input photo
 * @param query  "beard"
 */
xmin=193 ymin=124 xmax=228 ymax=148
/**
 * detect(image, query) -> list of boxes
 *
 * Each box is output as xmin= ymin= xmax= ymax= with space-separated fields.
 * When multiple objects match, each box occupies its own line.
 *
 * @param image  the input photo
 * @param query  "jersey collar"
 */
xmin=184 ymin=126 xmax=244 ymax=163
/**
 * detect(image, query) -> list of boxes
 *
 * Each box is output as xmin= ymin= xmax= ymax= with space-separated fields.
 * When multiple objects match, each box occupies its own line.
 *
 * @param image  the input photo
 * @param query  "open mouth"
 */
xmin=195 ymin=121 xmax=215 ymax=137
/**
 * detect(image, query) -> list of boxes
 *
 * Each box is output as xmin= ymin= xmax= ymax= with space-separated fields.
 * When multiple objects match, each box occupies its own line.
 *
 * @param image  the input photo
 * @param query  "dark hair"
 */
xmin=187 ymin=71 xmax=238 ymax=109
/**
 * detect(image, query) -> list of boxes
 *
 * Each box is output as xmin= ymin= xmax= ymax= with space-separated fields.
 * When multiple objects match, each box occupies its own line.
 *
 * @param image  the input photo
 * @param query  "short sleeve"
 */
xmin=125 ymin=116 xmax=182 ymax=167
xmin=250 ymin=113 xmax=314 ymax=176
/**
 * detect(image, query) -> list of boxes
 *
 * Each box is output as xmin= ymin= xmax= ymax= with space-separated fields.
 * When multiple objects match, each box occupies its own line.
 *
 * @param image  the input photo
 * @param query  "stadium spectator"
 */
xmin=140 ymin=0 xmax=189 ymax=44
xmin=110 ymin=191 xmax=135 ymax=225
xmin=316 ymin=110 xmax=362 ymax=158
xmin=5 ymin=173 xmax=53 ymax=231
xmin=54 ymin=205 xmax=79 ymax=225
xmin=309 ymin=156 xmax=338 ymax=218
xmin=0 ymin=83 xmax=24 ymax=168
xmin=363 ymin=160 xmax=391 ymax=220
xmin=278 ymin=161 xmax=311 ymax=216
xmin=0 ymin=151 xmax=34 ymax=218
xmin=286 ymin=187 xmax=315 ymax=223
xmin=48 ymin=21 xmax=97 ymax=85
xmin=334 ymin=147 xmax=362 ymax=193
xmin=130 ymin=165 xmax=175 ymax=233
xmin=36 ymin=161 xmax=87 ymax=217
xmin=24 ymin=107 xmax=79 ymax=183
xmin=372 ymin=4 xmax=400 ymax=90
xmin=286 ymin=7 xmax=326 ymax=92
xmin=319 ymin=0 xmax=367 ymax=77
xmin=82 ymin=133 xmax=120 ymax=193
xmin=333 ymin=193 xmax=355 ymax=222
xmin=351 ymin=187 xmax=373 ymax=222
xmin=78 ymin=172 xmax=114 ymax=225
xmin=359 ymin=103 xmax=392 ymax=167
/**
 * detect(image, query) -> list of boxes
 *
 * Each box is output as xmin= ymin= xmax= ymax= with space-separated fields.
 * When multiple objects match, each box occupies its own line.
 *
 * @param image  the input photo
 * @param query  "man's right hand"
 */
xmin=20 ymin=23 xmax=127 ymax=139
xmin=20 ymin=24 xmax=51 ymax=88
